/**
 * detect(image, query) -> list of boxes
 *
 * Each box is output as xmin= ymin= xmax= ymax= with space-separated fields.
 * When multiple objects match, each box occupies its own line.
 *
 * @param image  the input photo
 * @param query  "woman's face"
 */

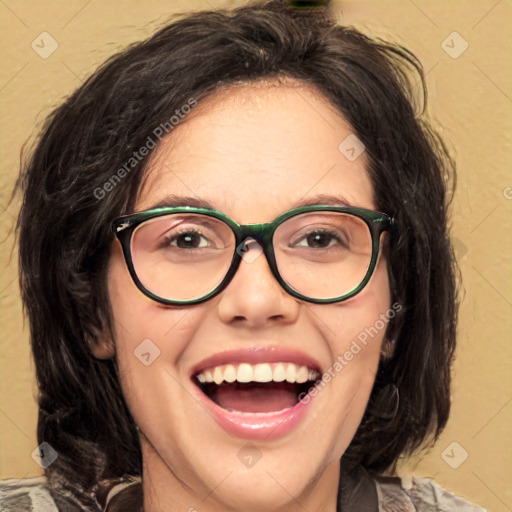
xmin=100 ymin=83 xmax=391 ymax=511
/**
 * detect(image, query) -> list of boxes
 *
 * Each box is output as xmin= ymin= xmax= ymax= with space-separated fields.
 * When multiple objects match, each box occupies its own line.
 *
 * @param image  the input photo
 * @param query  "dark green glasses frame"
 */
xmin=113 ymin=205 xmax=393 ymax=306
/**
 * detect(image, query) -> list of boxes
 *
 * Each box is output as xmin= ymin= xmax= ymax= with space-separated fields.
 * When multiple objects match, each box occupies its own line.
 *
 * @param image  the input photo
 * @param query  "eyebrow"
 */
xmin=288 ymin=193 xmax=353 ymax=208
xmin=145 ymin=193 xmax=353 ymax=212
xmin=147 ymin=195 xmax=216 ymax=210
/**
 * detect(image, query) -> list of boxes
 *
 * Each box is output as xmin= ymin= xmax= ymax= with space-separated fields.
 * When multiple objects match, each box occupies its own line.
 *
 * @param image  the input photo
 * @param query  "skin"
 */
xmin=93 ymin=81 xmax=391 ymax=512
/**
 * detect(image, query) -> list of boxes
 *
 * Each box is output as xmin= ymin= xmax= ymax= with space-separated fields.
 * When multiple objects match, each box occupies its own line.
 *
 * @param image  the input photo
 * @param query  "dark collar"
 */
xmin=337 ymin=462 xmax=379 ymax=512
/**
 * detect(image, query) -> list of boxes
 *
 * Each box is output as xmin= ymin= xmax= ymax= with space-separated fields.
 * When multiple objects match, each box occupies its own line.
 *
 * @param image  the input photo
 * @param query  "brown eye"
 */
xmin=293 ymin=229 xmax=347 ymax=250
xmin=169 ymin=231 xmax=208 ymax=249
xmin=303 ymin=231 xmax=337 ymax=248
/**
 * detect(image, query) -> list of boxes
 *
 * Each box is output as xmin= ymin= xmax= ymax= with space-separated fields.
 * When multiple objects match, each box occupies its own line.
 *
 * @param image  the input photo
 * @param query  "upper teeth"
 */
xmin=196 ymin=363 xmax=320 ymax=385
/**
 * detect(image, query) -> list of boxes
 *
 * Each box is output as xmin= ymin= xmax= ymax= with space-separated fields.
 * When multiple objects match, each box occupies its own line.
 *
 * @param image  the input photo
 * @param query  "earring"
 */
xmin=380 ymin=338 xmax=396 ymax=360
xmin=86 ymin=331 xmax=116 ymax=359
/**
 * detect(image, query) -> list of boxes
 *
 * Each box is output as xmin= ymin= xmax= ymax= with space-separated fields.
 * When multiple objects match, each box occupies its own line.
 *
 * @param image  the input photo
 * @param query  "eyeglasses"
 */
xmin=113 ymin=205 xmax=393 ymax=305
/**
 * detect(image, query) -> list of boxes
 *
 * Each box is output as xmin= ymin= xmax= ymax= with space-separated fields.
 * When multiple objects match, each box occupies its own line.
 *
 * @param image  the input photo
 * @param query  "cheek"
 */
xmin=323 ymin=257 xmax=391 ymax=355
xmin=314 ymin=260 xmax=391 ymax=452
xmin=107 ymin=261 xmax=207 ymax=442
xmin=107 ymin=242 xmax=192 ymax=351
xmin=106 ymin=247 xmax=198 ymax=395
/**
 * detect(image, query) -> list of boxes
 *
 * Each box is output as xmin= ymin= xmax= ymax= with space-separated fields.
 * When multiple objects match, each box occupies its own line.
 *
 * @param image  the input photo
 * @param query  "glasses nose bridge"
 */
xmin=239 ymin=222 xmax=273 ymax=247
xmin=236 ymin=222 xmax=277 ymax=273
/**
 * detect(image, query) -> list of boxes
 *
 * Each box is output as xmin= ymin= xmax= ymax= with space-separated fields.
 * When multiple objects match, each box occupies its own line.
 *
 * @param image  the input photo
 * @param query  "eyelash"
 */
xmin=292 ymin=228 xmax=348 ymax=249
xmin=163 ymin=228 xmax=210 ymax=248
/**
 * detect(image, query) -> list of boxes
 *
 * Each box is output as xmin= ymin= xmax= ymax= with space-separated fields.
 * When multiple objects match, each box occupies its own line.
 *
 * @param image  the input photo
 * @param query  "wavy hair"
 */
xmin=16 ymin=1 xmax=458 ymax=509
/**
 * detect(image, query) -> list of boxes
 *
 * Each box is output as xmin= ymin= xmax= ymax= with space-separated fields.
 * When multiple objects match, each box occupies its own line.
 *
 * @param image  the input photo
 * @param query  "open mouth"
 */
xmin=193 ymin=363 xmax=321 ymax=414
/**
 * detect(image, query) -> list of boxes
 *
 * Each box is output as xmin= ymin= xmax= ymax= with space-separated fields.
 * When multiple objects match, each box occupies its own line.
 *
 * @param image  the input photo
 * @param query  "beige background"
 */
xmin=0 ymin=1 xmax=510 ymax=510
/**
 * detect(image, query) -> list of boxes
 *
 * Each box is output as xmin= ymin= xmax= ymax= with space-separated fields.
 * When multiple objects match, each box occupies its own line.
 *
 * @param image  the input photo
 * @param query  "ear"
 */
xmin=89 ymin=332 xmax=116 ymax=359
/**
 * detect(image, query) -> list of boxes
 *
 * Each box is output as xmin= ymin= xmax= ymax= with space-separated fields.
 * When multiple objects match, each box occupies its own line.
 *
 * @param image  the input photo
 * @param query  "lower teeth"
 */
xmin=226 ymin=406 xmax=295 ymax=416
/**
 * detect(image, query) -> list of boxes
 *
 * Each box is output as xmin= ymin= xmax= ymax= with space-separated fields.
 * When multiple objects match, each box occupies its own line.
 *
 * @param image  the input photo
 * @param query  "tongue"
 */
xmin=212 ymin=382 xmax=299 ymax=413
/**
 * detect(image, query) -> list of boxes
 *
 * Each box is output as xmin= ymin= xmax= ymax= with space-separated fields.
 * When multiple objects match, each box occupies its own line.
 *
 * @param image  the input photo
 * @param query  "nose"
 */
xmin=216 ymin=239 xmax=301 ymax=328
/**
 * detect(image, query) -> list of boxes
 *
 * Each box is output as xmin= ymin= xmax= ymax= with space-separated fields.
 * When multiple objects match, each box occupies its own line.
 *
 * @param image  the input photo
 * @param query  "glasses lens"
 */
xmin=131 ymin=214 xmax=235 ymax=301
xmin=274 ymin=212 xmax=373 ymax=300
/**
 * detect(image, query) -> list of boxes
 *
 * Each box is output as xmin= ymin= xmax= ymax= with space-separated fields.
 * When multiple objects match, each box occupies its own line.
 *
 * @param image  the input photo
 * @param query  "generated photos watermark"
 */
xmin=94 ymin=98 xmax=197 ymax=201
xmin=298 ymin=302 xmax=402 ymax=404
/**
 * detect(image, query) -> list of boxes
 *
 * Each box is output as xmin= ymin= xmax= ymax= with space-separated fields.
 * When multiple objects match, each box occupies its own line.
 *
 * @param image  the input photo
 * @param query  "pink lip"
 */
xmin=190 ymin=345 xmax=321 ymax=440
xmin=192 ymin=380 xmax=313 ymax=440
xmin=190 ymin=345 xmax=322 ymax=375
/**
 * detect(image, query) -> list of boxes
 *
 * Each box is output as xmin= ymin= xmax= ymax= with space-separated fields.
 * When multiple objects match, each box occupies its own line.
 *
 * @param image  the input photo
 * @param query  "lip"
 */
xmin=192 ymin=379 xmax=313 ymax=440
xmin=190 ymin=345 xmax=322 ymax=375
xmin=190 ymin=345 xmax=321 ymax=440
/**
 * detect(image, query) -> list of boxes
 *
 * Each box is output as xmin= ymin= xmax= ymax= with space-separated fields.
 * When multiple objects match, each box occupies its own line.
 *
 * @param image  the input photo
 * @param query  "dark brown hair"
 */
xmin=16 ymin=1 xmax=457 ymax=509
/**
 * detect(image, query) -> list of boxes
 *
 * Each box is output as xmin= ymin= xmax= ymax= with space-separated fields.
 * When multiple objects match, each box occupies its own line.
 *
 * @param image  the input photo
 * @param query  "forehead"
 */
xmin=136 ymin=82 xmax=375 ymax=220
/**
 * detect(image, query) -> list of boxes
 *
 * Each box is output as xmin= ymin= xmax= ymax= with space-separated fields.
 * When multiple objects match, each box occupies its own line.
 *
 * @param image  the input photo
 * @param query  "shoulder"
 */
xmin=0 ymin=475 xmax=142 ymax=512
xmin=375 ymin=475 xmax=487 ymax=512
xmin=0 ymin=476 xmax=59 ymax=511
